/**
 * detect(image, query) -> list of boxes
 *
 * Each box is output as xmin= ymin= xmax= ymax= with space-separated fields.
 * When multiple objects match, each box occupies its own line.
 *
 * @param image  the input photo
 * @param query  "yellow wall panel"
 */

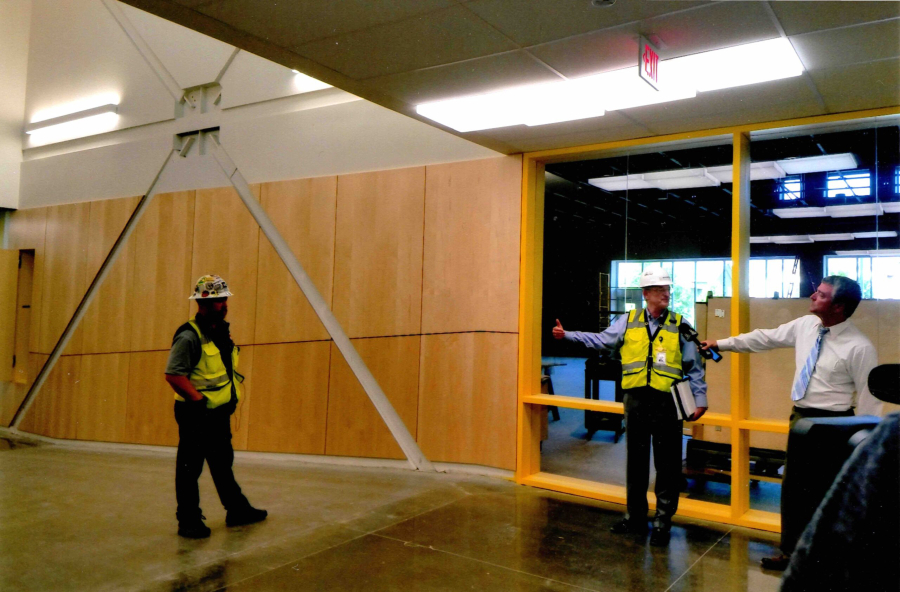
xmin=81 ymin=197 xmax=140 ymax=354
xmin=247 ymin=341 xmax=331 ymax=454
xmin=125 ymin=350 xmax=179 ymax=446
xmin=333 ymin=169 xmax=425 ymax=337
xmin=75 ymin=353 xmax=130 ymax=443
xmin=191 ymin=186 xmax=260 ymax=346
xmin=6 ymin=208 xmax=46 ymax=354
xmin=326 ymin=336 xmax=420 ymax=459
xmin=417 ymin=332 xmax=517 ymax=469
xmin=255 ymin=178 xmax=337 ymax=344
xmin=130 ymin=191 xmax=195 ymax=352
xmin=38 ymin=203 xmax=91 ymax=355
xmin=422 ymin=156 xmax=522 ymax=333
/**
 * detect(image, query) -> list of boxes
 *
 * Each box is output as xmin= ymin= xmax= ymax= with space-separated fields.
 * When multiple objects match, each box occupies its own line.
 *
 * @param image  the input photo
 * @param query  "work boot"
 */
xmin=649 ymin=526 xmax=671 ymax=547
xmin=609 ymin=518 xmax=649 ymax=536
xmin=226 ymin=506 xmax=268 ymax=527
xmin=178 ymin=516 xmax=211 ymax=539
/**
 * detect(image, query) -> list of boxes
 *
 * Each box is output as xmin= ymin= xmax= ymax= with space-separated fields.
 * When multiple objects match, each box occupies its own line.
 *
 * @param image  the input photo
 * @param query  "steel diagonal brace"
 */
xmin=208 ymin=133 xmax=436 ymax=472
xmin=10 ymin=149 xmax=179 ymax=429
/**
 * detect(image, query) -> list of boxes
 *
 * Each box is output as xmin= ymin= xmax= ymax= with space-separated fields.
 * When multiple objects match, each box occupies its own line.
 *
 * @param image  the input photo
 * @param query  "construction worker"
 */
xmin=164 ymin=275 xmax=267 ymax=539
xmin=553 ymin=266 xmax=708 ymax=546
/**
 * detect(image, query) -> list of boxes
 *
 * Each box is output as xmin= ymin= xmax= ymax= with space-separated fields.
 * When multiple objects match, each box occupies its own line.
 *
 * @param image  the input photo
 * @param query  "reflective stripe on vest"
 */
xmin=620 ymin=309 xmax=683 ymax=392
xmin=176 ymin=319 xmax=242 ymax=409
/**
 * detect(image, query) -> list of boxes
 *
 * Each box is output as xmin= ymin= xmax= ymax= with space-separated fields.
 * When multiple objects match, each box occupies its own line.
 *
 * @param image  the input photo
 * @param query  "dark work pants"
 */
xmin=780 ymin=405 xmax=854 ymax=555
xmin=174 ymin=401 xmax=249 ymax=523
xmin=623 ymin=387 xmax=684 ymax=529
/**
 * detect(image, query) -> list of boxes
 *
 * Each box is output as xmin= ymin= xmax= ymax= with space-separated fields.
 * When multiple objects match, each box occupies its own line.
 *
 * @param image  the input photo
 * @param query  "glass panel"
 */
xmin=749 ymin=260 xmax=766 ymax=297
xmin=697 ymin=260 xmax=725 ymax=299
xmin=673 ymin=261 xmax=696 ymax=325
xmin=539 ymin=402 xmax=627 ymax=486
xmin=765 ymin=258 xmax=782 ymax=299
xmin=872 ymin=256 xmax=900 ymax=298
xmin=826 ymin=256 xmax=858 ymax=280
xmin=541 ymin=138 xmax=733 ymax=500
xmin=683 ymin=425 xmax=732 ymax=508
xmin=747 ymin=430 xmax=787 ymax=513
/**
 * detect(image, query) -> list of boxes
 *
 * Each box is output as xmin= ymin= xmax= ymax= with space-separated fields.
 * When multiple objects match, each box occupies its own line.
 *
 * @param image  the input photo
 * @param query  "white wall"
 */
xmin=0 ymin=0 xmax=32 ymax=209
xmin=17 ymin=0 xmax=498 ymax=209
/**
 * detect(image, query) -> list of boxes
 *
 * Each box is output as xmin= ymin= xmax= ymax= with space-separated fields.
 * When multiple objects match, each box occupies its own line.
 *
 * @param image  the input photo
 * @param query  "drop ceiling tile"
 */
xmin=173 ymin=0 xmax=217 ymax=7
xmin=771 ymin=3 xmax=900 ymax=36
xmin=529 ymin=23 xmax=640 ymax=78
xmin=810 ymin=58 xmax=900 ymax=113
xmin=293 ymin=6 xmax=519 ymax=80
xmin=625 ymin=77 xmax=820 ymax=126
xmin=643 ymin=101 xmax=825 ymax=136
xmin=365 ymin=51 xmax=561 ymax=106
xmin=196 ymin=0 xmax=454 ymax=48
xmin=532 ymin=2 xmax=778 ymax=78
xmin=462 ymin=0 xmax=707 ymax=47
xmin=499 ymin=123 xmax=658 ymax=153
xmin=791 ymin=19 xmax=900 ymax=71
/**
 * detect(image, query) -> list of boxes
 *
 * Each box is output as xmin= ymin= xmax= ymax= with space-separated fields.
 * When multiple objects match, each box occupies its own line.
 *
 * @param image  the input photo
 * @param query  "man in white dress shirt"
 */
xmin=702 ymin=275 xmax=882 ymax=571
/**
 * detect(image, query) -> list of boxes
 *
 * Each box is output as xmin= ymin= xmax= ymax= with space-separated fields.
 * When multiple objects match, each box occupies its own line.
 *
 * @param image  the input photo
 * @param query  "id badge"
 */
xmin=655 ymin=347 xmax=666 ymax=365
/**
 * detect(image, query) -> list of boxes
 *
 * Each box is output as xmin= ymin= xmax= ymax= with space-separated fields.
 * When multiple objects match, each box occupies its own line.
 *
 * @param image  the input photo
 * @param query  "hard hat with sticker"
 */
xmin=189 ymin=274 xmax=233 ymax=300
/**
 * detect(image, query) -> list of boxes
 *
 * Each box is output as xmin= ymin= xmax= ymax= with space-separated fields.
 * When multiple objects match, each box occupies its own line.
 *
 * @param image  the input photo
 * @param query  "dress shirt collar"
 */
xmin=820 ymin=317 xmax=853 ymax=337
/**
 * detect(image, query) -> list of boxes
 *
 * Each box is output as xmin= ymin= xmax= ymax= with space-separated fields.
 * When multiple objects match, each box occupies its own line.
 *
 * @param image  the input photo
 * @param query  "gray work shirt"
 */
xmin=165 ymin=329 xmax=201 ymax=377
xmin=563 ymin=309 xmax=708 ymax=407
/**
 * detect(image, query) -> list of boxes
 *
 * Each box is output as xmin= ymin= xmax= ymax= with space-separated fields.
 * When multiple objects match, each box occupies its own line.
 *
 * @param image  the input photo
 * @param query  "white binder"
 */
xmin=671 ymin=380 xmax=697 ymax=421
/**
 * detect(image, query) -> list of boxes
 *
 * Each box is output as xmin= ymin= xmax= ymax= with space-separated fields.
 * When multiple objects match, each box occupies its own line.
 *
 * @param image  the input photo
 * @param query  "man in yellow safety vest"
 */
xmin=164 ymin=274 xmax=267 ymax=539
xmin=553 ymin=266 xmax=707 ymax=546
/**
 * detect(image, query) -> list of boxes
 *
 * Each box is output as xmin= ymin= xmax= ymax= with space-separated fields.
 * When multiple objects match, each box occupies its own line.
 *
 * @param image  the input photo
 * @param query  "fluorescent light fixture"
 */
xmin=825 ymin=203 xmax=883 ymax=217
xmin=772 ymin=235 xmax=814 ymax=244
xmin=808 ymin=233 xmax=854 ymax=241
xmin=416 ymin=38 xmax=803 ymax=132
xmin=853 ymin=231 xmax=898 ymax=239
xmin=835 ymin=249 xmax=900 ymax=256
xmin=882 ymin=202 xmax=900 ymax=213
xmin=588 ymin=174 xmax=653 ymax=191
xmin=772 ymin=207 xmax=825 ymax=219
xmin=25 ymin=103 xmax=118 ymax=135
xmin=664 ymin=38 xmax=803 ymax=92
xmin=753 ymin=233 xmax=869 ymax=243
xmin=26 ymin=93 xmax=121 ymax=144
xmin=644 ymin=168 xmax=719 ymax=190
xmin=777 ymin=153 xmax=858 ymax=175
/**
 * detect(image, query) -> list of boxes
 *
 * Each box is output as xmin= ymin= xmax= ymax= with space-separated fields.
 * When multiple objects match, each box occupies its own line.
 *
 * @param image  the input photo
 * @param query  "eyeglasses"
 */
xmin=646 ymin=286 xmax=671 ymax=294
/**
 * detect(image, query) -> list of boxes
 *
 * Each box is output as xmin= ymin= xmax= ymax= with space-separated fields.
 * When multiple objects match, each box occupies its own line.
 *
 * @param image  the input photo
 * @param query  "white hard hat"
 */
xmin=639 ymin=266 xmax=673 ymax=288
xmin=189 ymin=274 xmax=233 ymax=300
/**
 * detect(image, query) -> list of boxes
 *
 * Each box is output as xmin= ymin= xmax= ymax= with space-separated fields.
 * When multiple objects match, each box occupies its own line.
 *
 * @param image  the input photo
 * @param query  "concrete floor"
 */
xmin=0 ymin=437 xmax=784 ymax=592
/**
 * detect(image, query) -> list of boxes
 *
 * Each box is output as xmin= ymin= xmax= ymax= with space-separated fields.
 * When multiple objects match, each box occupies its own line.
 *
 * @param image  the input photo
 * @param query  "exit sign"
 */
xmin=639 ymin=36 xmax=660 ymax=90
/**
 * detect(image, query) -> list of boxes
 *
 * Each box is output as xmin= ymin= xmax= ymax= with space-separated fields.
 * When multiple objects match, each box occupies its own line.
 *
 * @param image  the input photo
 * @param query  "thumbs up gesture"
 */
xmin=552 ymin=319 xmax=566 ymax=340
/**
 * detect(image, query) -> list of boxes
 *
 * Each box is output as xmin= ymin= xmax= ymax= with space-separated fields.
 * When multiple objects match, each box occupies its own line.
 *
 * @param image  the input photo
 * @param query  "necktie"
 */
xmin=791 ymin=326 xmax=830 ymax=402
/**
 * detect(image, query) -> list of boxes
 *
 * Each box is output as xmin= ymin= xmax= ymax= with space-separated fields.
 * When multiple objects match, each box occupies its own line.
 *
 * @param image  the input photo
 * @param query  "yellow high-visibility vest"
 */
xmin=620 ymin=309 xmax=683 ymax=392
xmin=173 ymin=319 xmax=243 ymax=409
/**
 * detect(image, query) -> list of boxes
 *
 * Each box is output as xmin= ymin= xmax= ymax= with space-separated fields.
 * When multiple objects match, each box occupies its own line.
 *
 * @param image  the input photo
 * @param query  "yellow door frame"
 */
xmin=516 ymin=105 xmax=900 ymax=533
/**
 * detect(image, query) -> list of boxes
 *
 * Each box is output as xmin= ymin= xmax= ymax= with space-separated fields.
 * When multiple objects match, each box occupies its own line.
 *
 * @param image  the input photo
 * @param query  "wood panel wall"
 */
xmin=3 ymin=156 xmax=522 ymax=470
